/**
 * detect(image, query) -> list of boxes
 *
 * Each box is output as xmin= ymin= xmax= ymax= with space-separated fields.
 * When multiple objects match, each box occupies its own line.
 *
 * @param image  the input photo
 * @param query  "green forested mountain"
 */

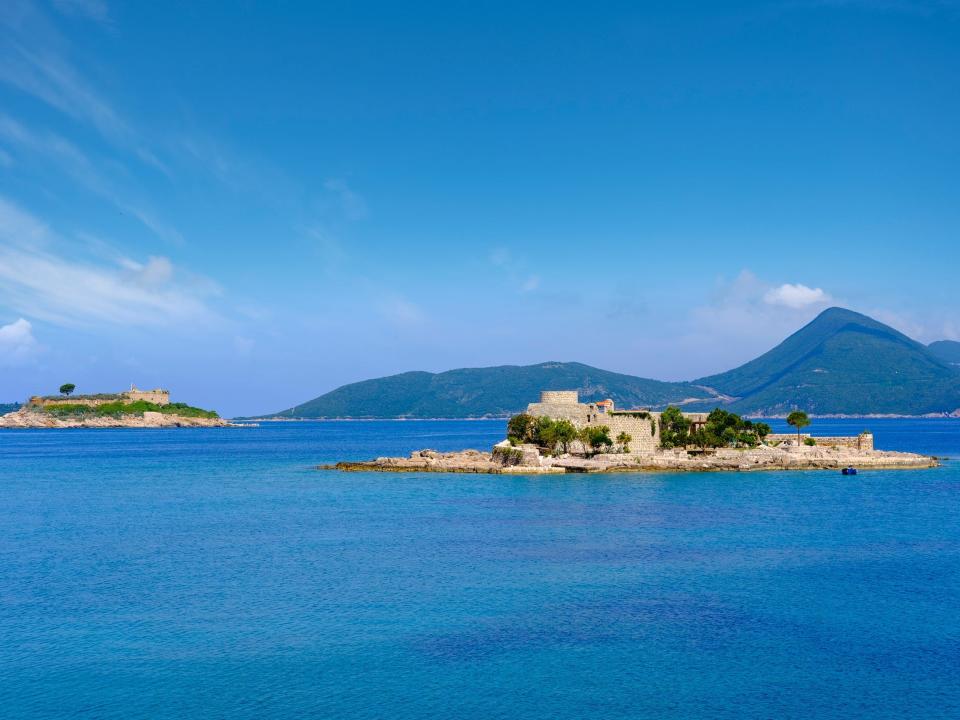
xmin=272 ymin=362 xmax=715 ymax=418
xmin=928 ymin=340 xmax=960 ymax=365
xmin=270 ymin=308 xmax=960 ymax=418
xmin=695 ymin=308 xmax=960 ymax=415
xmin=0 ymin=402 xmax=21 ymax=415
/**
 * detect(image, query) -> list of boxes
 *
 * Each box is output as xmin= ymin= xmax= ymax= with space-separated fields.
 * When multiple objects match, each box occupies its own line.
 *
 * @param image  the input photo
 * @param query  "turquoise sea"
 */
xmin=1 ymin=419 xmax=958 ymax=719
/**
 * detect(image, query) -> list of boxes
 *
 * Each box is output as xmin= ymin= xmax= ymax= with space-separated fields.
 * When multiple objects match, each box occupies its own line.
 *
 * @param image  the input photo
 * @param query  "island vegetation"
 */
xmin=507 ymin=406 xmax=773 ymax=456
xmin=660 ymin=406 xmax=773 ymax=450
xmin=40 ymin=400 xmax=219 ymax=420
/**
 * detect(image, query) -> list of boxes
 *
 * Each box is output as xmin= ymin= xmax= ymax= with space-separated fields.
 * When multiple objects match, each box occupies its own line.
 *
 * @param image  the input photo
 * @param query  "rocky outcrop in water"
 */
xmin=327 ymin=442 xmax=938 ymax=474
xmin=0 ymin=408 xmax=235 ymax=428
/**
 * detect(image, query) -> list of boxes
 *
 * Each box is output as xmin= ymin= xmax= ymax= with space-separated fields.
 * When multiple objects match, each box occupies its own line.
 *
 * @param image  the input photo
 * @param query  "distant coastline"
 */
xmin=241 ymin=412 xmax=960 ymax=422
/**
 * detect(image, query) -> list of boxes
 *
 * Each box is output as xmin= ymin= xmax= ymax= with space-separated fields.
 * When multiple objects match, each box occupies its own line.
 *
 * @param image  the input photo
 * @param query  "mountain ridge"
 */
xmin=266 ymin=308 xmax=960 ymax=418
xmin=271 ymin=361 xmax=719 ymax=419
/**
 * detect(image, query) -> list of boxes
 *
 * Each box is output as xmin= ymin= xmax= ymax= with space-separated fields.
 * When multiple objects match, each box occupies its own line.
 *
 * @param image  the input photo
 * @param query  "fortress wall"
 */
xmin=526 ymin=402 xmax=589 ymax=424
xmin=29 ymin=388 xmax=172 ymax=408
xmin=29 ymin=395 xmax=120 ymax=408
xmin=540 ymin=390 xmax=579 ymax=405
xmin=814 ymin=434 xmax=874 ymax=450
xmin=766 ymin=433 xmax=874 ymax=450
xmin=124 ymin=389 xmax=170 ymax=405
xmin=602 ymin=414 xmax=658 ymax=454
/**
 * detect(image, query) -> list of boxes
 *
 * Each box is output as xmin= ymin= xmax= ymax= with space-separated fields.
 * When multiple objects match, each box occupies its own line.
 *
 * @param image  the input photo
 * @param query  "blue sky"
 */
xmin=1 ymin=0 xmax=959 ymax=416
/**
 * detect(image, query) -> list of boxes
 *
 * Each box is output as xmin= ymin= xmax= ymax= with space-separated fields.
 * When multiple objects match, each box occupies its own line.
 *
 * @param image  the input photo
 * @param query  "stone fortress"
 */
xmin=525 ymin=390 xmax=873 ymax=453
xmin=29 ymin=384 xmax=171 ymax=408
xmin=526 ymin=390 xmax=707 ymax=454
xmin=334 ymin=390 xmax=924 ymax=474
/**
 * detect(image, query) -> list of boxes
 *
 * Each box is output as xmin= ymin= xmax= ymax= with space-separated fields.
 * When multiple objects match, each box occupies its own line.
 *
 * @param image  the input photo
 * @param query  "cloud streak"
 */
xmin=0 ymin=196 xmax=217 ymax=327
xmin=0 ymin=112 xmax=183 ymax=244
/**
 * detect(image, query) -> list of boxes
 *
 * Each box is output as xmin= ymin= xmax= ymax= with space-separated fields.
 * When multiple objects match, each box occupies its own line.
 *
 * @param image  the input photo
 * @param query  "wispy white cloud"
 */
xmin=52 ymin=0 xmax=111 ymax=24
xmin=0 ymin=113 xmax=183 ymax=243
xmin=118 ymin=255 xmax=173 ymax=288
xmin=0 ymin=2 xmax=162 ymax=168
xmin=0 ymin=317 xmax=40 ymax=366
xmin=323 ymin=178 xmax=368 ymax=221
xmin=0 ymin=40 xmax=128 ymax=145
xmin=0 ymin=196 xmax=217 ymax=327
xmin=303 ymin=225 xmax=347 ymax=267
xmin=378 ymin=294 xmax=426 ymax=327
xmin=763 ymin=282 xmax=832 ymax=309
xmin=521 ymin=275 xmax=541 ymax=292
xmin=488 ymin=246 xmax=545 ymax=294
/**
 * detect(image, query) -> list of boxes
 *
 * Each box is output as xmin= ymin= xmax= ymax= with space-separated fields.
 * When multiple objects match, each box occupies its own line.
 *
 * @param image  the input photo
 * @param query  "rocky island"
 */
xmin=328 ymin=391 xmax=938 ymax=474
xmin=0 ymin=384 xmax=237 ymax=428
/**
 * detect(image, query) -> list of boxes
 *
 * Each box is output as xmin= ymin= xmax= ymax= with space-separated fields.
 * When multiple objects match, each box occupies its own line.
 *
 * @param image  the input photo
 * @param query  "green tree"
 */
xmin=552 ymin=419 xmax=579 ymax=455
xmin=507 ymin=413 xmax=536 ymax=444
xmin=59 ymin=383 xmax=76 ymax=396
xmin=659 ymin=406 xmax=690 ymax=448
xmin=694 ymin=409 xmax=771 ymax=448
xmin=579 ymin=425 xmax=613 ymax=455
xmin=535 ymin=417 xmax=578 ymax=455
xmin=615 ymin=431 xmax=632 ymax=453
xmin=786 ymin=410 xmax=811 ymax=445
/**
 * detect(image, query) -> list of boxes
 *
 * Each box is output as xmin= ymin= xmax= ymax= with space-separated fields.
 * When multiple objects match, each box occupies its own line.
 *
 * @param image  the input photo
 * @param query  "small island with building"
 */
xmin=330 ymin=390 xmax=938 ymax=473
xmin=0 ymin=384 xmax=235 ymax=428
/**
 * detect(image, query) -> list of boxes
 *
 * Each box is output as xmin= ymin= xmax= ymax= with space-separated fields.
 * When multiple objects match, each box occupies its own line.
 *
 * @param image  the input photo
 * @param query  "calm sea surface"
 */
xmin=1 ymin=419 xmax=958 ymax=719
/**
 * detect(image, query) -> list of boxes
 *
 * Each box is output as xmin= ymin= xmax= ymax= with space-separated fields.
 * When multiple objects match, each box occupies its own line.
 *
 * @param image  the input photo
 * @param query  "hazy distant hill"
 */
xmin=928 ymin=340 xmax=960 ymax=366
xmin=0 ymin=402 xmax=20 ymax=415
xmin=695 ymin=308 xmax=960 ymax=415
xmin=269 ymin=308 xmax=960 ymax=418
xmin=271 ymin=362 xmax=715 ymax=418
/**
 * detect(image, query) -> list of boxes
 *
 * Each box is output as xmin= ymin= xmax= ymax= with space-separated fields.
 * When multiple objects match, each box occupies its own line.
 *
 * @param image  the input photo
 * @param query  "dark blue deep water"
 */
xmin=2 ymin=419 xmax=958 ymax=719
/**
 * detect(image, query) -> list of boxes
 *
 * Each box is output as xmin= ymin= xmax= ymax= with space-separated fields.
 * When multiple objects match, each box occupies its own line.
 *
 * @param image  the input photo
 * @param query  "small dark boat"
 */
xmin=842 ymin=467 xmax=858 ymax=476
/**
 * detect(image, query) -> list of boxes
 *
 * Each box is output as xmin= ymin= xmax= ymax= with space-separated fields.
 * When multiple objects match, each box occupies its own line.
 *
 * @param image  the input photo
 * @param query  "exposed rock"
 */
xmin=329 ymin=449 xmax=507 ymax=474
xmin=327 ymin=442 xmax=938 ymax=474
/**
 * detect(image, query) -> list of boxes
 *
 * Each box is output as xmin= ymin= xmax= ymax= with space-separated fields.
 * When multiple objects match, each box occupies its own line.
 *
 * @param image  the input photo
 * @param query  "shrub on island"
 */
xmin=41 ymin=400 xmax=219 ymax=419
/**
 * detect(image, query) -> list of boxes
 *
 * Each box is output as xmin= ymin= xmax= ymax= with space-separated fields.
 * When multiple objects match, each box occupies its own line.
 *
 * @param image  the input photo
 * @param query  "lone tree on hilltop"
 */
xmin=787 ymin=410 xmax=811 ymax=445
xmin=59 ymin=383 xmax=76 ymax=396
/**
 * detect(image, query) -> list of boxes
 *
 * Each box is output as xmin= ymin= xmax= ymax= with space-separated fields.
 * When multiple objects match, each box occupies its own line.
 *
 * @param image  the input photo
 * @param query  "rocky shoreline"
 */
xmin=326 ymin=443 xmax=939 ymax=474
xmin=0 ymin=408 xmax=240 ymax=428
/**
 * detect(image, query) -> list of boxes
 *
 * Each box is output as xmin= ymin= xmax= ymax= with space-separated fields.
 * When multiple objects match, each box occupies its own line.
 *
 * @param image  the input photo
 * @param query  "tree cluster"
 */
xmin=507 ymin=413 xmax=614 ymax=456
xmin=659 ymin=406 xmax=772 ymax=449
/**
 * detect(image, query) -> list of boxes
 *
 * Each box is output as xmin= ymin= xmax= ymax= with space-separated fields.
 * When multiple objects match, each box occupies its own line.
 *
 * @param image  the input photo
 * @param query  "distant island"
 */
xmin=331 ymin=390 xmax=937 ymax=474
xmin=268 ymin=308 xmax=960 ymax=419
xmin=0 ymin=384 xmax=234 ymax=428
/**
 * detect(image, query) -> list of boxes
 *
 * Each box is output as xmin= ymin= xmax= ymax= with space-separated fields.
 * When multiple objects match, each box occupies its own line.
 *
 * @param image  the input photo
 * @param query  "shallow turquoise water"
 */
xmin=1 ymin=419 xmax=958 ymax=719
